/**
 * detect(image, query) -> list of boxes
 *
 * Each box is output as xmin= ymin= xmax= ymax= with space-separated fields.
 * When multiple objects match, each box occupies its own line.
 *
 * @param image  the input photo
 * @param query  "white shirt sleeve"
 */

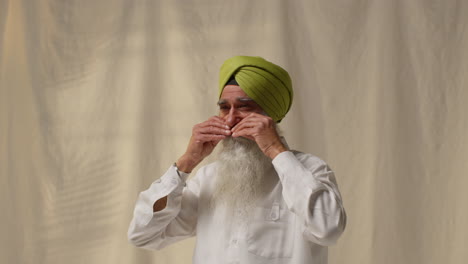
xmin=127 ymin=165 xmax=198 ymax=250
xmin=272 ymin=151 xmax=347 ymax=246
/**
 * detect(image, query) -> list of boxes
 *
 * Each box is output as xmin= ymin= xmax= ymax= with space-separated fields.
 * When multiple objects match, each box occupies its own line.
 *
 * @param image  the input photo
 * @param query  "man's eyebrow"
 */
xmin=237 ymin=97 xmax=255 ymax=103
xmin=217 ymin=99 xmax=227 ymax=105
xmin=217 ymin=97 xmax=255 ymax=105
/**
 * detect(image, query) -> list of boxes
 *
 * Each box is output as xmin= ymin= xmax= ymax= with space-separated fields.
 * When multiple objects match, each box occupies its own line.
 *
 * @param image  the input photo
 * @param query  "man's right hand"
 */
xmin=176 ymin=116 xmax=231 ymax=173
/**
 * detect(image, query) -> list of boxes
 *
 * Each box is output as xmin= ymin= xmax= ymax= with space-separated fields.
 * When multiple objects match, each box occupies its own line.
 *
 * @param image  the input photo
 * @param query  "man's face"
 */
xmin=217 ymin=85 xmax=264 ymax=129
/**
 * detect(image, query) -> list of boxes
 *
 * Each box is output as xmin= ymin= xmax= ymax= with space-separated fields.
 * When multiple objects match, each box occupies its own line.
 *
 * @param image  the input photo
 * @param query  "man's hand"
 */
xmin=231 ymin=113 xmax=287 ymax=159
xmin=177 ymin=116 xmax=231 ymax=173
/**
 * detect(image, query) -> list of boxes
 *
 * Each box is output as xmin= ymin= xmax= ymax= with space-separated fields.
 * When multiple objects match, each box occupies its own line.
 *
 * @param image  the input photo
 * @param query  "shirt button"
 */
xmin=270 ymin=212 xmax=277 ymax=219
xmin=231 ymin=239 xmax=237 ymax=244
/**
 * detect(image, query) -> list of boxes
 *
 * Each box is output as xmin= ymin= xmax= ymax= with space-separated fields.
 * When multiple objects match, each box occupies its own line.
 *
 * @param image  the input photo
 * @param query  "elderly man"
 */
xmin=128 ymin=56 xmax=346 ymax=264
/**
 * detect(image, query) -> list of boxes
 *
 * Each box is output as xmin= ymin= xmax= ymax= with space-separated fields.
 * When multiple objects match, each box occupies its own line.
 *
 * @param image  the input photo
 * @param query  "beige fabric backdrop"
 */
xmin=1 ymin=0 xmax=467 ymax=263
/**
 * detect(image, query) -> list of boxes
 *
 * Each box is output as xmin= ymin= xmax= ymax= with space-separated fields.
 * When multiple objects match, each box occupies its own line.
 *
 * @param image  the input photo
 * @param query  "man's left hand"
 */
xmin=231 ymin=113 xmax=288 ymax=159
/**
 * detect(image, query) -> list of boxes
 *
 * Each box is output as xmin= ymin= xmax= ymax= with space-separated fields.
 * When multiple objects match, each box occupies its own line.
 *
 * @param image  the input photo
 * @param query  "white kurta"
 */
xmin=128 ymin=150 xmax=346 ymax=264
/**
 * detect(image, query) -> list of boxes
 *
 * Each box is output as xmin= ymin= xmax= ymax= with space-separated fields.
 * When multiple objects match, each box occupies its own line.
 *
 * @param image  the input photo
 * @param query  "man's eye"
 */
xmin=219 ymin=106 xmax=229 ymax=110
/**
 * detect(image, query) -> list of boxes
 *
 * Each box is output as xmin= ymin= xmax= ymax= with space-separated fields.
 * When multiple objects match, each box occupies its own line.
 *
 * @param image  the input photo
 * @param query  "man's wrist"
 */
xmin=265 ymin=142 xmax=288 ymax=160
xmin=176 ymin=155 xmax=199 ymax=173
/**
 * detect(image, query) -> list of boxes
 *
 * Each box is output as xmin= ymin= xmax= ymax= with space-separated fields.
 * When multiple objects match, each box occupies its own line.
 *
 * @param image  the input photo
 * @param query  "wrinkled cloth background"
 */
xmin=1 ymin=1 xmax=467 ymax=264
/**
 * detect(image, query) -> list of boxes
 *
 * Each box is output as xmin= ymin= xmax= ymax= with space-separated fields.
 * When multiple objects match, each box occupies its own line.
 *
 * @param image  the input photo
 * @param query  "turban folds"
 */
xmin=219 ymin=56 xmax=293 ymax=122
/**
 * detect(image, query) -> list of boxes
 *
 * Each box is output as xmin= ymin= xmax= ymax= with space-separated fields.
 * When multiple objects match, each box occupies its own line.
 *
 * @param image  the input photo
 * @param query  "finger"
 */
xmin=200 ymin=119 xmax=230 ymax=130
xmin=231 ymin=128 xmax=256 ymax=141
xmin=231 ymin=120 xmax=265 ymax=133
xmin=231 ymin=115 xmax=268 ymax=131
xmin=194 ymin=134 xmax=227 ymax=143
xmin=208 ymin=115 xmax=230 ymax=125
xmin=198 ymin=126 xmax=232 ymax=136
xmin=194 ymin=119 xmax=230 ymax=135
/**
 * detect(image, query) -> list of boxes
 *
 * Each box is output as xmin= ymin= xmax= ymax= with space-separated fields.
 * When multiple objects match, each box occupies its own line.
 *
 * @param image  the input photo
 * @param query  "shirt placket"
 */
xmin=226 ymin=208 xmax=244 ymax=264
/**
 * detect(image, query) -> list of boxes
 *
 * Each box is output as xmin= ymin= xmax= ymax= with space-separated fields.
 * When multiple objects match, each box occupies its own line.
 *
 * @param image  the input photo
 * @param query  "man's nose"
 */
xmin=224 ymin=108 xmax=241 ymax=128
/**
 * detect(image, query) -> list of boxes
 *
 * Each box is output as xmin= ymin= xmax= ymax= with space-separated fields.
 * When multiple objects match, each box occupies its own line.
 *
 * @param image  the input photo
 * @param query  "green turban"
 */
xmin=219 ymin=56 xmax=293 ymax=122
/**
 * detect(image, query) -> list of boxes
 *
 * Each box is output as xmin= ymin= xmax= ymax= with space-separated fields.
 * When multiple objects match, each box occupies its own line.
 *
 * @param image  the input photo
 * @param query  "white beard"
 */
xmin=211 ymin=137 xmax=274 ymax=216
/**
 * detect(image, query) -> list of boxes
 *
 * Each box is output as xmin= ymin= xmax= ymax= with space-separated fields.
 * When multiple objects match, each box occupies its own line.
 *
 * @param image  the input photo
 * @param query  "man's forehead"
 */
xmin=219 ymin=85 xmax=254 ymax=103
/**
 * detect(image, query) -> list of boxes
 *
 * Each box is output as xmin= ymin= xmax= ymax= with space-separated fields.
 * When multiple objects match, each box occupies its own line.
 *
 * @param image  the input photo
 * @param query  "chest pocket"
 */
xmin=246 ymin=203 xmax=295 ymax=258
